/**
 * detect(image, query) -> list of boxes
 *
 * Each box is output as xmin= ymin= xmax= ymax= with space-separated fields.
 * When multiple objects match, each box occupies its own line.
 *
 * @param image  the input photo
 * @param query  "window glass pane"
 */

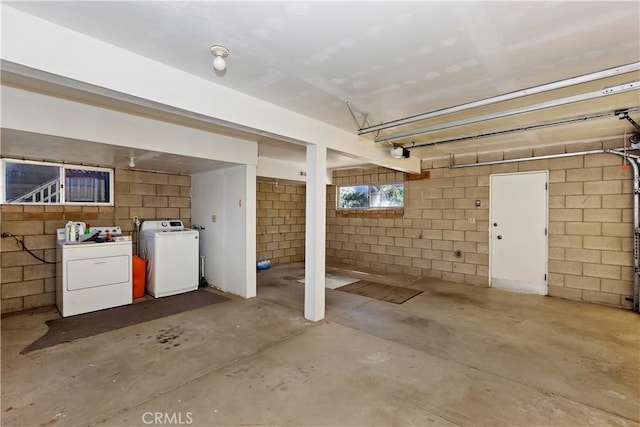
xmin=4 ymin=162 xmax=60 ymax=203
xmin=338 ymin=185 xmax=369 ymax=209
xmin=65 ymin=169 xmax=111 ymax=203
xmin=370 ymin=183 xmax=404 ymax=207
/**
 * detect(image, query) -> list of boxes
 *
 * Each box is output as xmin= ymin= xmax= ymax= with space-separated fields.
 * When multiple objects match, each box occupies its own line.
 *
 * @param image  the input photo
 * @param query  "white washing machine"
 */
xmin=140 ymin=220 xmax=199 ymax=298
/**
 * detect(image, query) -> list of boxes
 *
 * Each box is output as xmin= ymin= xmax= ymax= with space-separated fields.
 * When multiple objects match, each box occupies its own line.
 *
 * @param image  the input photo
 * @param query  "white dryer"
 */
xmin=140 ymin=220 xmax=199 ymax=298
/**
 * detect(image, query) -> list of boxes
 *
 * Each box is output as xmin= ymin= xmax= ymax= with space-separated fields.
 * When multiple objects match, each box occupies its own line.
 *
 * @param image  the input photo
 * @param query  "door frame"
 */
xmin=488 ymin=171 xmax=549 ymax=295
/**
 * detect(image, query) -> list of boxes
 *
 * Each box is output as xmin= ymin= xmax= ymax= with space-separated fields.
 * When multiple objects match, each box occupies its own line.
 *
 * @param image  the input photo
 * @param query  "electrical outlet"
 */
xmin=211 ymin=214 xmax=217 ymax=223
xmin=468 ymin=217 xmax=476 ymax=224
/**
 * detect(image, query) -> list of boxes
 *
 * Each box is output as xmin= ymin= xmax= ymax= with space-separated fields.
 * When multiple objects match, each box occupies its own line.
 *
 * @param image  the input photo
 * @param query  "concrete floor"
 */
xmin=1 ymin=262 xmax=638 ymax=427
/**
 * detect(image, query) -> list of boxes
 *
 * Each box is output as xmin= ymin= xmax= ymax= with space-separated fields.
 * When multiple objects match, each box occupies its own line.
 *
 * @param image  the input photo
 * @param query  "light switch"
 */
xmin=211 ymin=214 xmax=217 ymax=222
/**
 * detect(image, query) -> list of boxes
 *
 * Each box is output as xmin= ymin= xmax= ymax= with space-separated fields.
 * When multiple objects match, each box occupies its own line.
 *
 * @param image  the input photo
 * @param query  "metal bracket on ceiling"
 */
xmin=345 ymin=101 xmax=381 ymax=139
xmin=616 ymin=109 xmax=640 ymax=132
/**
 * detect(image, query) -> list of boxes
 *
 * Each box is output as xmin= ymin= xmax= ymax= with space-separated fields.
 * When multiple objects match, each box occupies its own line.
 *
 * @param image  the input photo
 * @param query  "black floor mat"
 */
xmin=21 ymin=289 xmax=229 ymax=354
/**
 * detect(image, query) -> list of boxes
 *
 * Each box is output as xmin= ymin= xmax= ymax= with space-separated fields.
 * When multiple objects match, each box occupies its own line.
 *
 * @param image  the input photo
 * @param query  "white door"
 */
xmin=490 ymin=171 xmax=548 ymax=295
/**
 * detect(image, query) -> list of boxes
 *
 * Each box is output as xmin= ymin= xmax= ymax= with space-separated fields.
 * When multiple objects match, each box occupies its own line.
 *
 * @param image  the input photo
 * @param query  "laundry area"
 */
xmin=1 ymin=1 xmax=640 ymax=426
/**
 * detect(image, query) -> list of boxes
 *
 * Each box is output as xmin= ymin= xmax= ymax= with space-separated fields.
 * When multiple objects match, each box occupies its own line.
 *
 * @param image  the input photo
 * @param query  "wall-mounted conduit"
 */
xmin=449 ymin=148 xmax=640 ymax=313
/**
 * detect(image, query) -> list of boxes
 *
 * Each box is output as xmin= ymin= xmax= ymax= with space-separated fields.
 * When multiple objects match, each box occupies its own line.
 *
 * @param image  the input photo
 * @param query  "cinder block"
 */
xmin=129 ymin=183 xmax=156 ymax=195
xmin=548 ymin=221 xmax=565 ymax=235
xmin=534 ymin=145 xmax=565 ymax=156
xmin=442 ymin=272 xmax=464 ymax=282
xmin=168 ymin=197 xmax=190 ymax=208
xmin=156 ymin=208 xmax=180 ymax=219
xmin=504 ymin=148 xmax=532 ymax=160
xmin=602 ymin=223 xmax=632 ymax=237
xmin=549 ymin=156 xmax=583 ymax=170
xmin=23 ymin=264 xmax=56 ymax=281
xmin=443 ymin=209 xmax=465 ymax=220
xmin=548 ymin=285 xmax=583 ymax=301
xmin=478 ymin=151 xmax=503 ymax=162
xmin=465 ymin=253 xmax=488 ymax=265
xmin=565 ymin=222 xmax=601 ymax=236
xmin=549 ymin=182 xmax=583 ymax=196
xmin=432 ymin=240 xmax=453 ymax=251
xmin=602 ymin=165 xmax=632 ymax=180
xmin=422 ymin=249 xmax=443 ymax=260
xmin=549 ymin=170 xmax=566 ymax=183
xmin=582 ymin=236 xmax=622 ymax=251
xmin=583 ymin=209 xmax=621 ymax=223
xmin=585 ymin=154 xmax=625 ymax=167
xmin=549 ymin=260 xmax=582 ymax=275
xmin=432 ymin=157 xmax=450 ymax=169
xmin=1 ymin=297 xmax=24 ymax=314
xmin=454 ymin=176 xmax=478 ymax=187
xmin=549 ymin=235 xmax=582 ymax=248
xmin=465 ymin=187 xmax=489 ymax=198
xmin=583 ymin=263 xmax=621 ymax=279
xmin=0 ymin=267 xmax=22 ymax=284
xmin=518 ymin=159 xmax=550 ymax=172
xmin=582 ymin=290 xmax=621 ymax=306
xmin=23 ymin=292 xmax=55 ymax=309
xmin=465 ymin=231 xmax=488 ymax=243
xmin=490 ymin=163 xmax=518 ymax=174
xmin=142 ymin=172 xmax=169 ymax=185
xmin=548 ymin=273 xmax=565 ymax=286
xmin=442 ymin=167 xmax=467 ymax=178
xmin=444 ymin=229 xmax=466 ymax=240
xmin=600 ymin=279 xmax=633 ymax=295
xmin=2 ymin=251 xmax=43 ymax=268
xmin=602 ymin=195 xmax=632 ymax=208
xmin=453 ymin=262 xmax=476 ymax=275
xmin=115 ymin=194 xmax=143 ymax=207
xmin=549 ymin=247 xmax=565 ymax=260
xmin=1 ymin=279 xmax=44 ymax=298
xmin=601 ymin=251 xmax=632 ymax=266
xmin=549 ymin=196 xmax=565 ymax=209
xmin=565 ymin=274 xmax=600 ymax=291
xmin=550 ymin=208 xmax=583 ymax=222
xmin=1 ymin=220 xmax=44 ymax=236
xmin=584 ymin=181 xmax=622 ymax=195
xmin=432 ymin=260 xmax=453 ymax=272
xmin=565 ymin=195 xmax=601 ymax=208
xmin=465 ymin=274 xmax=488 ymax=286
xmin=566 ymin=168 xmax=602 ymax=182
xmin=431 ymin=220 xmax=454 ymax=230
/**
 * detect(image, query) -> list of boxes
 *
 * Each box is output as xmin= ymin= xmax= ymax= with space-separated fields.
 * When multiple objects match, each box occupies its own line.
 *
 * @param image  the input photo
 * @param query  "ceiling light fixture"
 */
xmin=129 ymin=157 xmax=136 ymax=168
xmin=210 ymin=45 xmax=230 ymax=72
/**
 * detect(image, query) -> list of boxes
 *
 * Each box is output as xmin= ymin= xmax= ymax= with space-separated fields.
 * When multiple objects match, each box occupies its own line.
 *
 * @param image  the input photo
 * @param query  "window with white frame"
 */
xmin=1 ymin=159 xmax=114 ymax=205
xmin=337 ymin=182 xmax=404 ymax=209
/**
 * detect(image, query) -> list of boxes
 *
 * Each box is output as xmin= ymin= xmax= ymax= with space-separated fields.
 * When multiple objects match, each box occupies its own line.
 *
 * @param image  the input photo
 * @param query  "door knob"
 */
xmin=493 ymin=223 xmax=498 ymax=227
xmin=497 ymin=235 xmax=503 ymax=240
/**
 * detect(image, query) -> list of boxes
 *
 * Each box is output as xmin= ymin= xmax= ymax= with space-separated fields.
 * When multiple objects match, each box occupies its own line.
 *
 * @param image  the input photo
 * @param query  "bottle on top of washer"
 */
xmin=65 ymin=221 xmax=76 ymax=242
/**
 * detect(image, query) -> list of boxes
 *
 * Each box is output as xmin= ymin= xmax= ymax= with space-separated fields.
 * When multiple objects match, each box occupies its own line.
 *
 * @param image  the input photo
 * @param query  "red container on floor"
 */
xmin=132 ymin=255 xmax=147 ymax=299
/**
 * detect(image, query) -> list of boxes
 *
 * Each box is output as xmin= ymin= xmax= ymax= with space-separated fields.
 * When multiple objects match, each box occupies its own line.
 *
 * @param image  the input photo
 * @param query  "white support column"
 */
xmin=304 ymin=144 xmax=327 ymax=321
xmin=245 ymin=164 xmax=257 ymax=298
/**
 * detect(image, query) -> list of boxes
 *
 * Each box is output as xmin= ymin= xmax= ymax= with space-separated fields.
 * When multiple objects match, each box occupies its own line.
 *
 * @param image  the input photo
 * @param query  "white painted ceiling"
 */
xmin=2 ymin=1 xmax=640 ymax=171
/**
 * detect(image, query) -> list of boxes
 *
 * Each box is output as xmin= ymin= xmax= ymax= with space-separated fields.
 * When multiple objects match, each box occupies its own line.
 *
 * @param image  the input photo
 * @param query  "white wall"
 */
xmin=192 ymin=165 xmax=256 ymax=298
xmin=257 ymin=156 xmax=333 ymax=184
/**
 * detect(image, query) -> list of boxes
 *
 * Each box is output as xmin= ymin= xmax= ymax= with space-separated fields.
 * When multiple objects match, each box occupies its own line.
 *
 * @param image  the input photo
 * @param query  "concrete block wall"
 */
xmin=326 ymin=149 xmax=634 ymax=309
xmin=256 ymin=181 xmax=305 ymax=265
xmin=1 ymin=169 xmax=191 ymax=314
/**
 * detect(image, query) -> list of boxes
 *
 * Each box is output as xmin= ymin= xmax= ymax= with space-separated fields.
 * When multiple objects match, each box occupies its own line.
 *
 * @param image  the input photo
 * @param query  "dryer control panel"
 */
xmin=140 ymin=220 xmax=185 ymax=232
